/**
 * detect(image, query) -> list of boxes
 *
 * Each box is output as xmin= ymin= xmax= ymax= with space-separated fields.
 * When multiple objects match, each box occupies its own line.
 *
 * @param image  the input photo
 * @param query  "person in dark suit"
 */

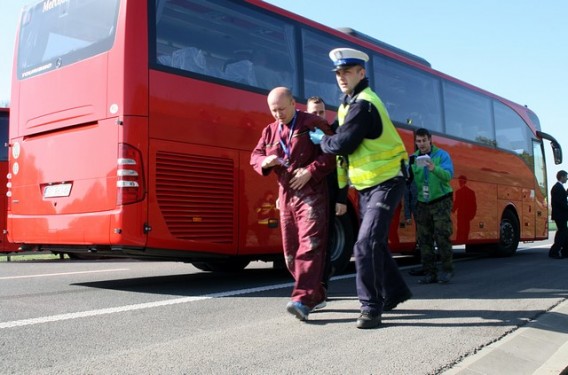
xmin=550 ymin=170 xmax=568 ymax=259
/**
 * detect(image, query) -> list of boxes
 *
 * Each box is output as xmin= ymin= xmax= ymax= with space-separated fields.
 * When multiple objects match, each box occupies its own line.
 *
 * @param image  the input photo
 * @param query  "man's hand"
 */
xmin=289 ymin=168 xmax=312 ymax=190
xmin=309 ymin=128 xmax=325 ymax=145
xmin=261 ymin=155 xmax=282 ymax=169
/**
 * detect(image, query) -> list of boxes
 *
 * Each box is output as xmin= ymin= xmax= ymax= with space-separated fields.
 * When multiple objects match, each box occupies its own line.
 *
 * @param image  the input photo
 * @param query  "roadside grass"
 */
xmin=0 ymin=252 xmax=66 ymax=262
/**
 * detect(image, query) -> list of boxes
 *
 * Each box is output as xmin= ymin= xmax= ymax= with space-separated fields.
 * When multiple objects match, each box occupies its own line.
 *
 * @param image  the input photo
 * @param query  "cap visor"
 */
xmin=332 ymin=63 xmax=362 ymax=71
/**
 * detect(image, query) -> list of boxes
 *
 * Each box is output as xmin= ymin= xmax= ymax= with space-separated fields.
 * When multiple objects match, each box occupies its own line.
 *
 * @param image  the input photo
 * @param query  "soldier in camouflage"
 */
xmin=410 ymin=128 xmax=455 ymax=284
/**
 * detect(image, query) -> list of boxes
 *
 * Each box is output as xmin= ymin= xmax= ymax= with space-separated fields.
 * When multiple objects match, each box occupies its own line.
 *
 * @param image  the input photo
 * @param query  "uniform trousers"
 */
xmin=279 ymin=186 xmax=328 ymax=309
xmin=354 ymin=176 xmax=409 ymax=315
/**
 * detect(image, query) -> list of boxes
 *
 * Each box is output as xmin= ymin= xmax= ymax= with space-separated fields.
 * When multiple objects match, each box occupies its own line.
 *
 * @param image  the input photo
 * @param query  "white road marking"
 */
xmin=0 ymin=273 xmax=355 ymax=329
xmin=0 ymin=243 xmax=550 ymax=329
xmin=0 ymin=269 xmax=130 ymax=280
xmin=523 ymin=243 xmax=551 ymax=249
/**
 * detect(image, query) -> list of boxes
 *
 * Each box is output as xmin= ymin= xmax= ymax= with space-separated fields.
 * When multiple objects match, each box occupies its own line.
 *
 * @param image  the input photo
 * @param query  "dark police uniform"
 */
xmin=317 ymin=48 xmax=412 ymax=328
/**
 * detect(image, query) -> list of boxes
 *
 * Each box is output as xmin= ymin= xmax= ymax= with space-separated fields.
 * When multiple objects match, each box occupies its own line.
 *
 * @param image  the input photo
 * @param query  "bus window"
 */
xmin=154 ymin=0 xmax=298 ymax=93
xmin=17 ymin=0 xmax=119 ymax=79
xmin=533 ymin=140 xmax=547 ymax=198
xmin=373 ymin=56 xmax=443 ymax=132
xmin=301 ymin=29 xmax=343 ymax=105
xmin=443 ymin=81 xmax=495 ymax=146
xmin=495 ymin=101 xmax=532 ymax=155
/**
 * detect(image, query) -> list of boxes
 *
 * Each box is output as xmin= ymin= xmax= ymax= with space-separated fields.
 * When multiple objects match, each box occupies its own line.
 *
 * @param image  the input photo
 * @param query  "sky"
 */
xmin=1 ymin=0 xmax=567 ymax=184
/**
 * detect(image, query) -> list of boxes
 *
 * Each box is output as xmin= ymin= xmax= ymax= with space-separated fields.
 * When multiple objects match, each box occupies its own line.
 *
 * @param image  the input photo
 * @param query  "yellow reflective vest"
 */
xmin=337 ymin=87 xmax=408 ymax=190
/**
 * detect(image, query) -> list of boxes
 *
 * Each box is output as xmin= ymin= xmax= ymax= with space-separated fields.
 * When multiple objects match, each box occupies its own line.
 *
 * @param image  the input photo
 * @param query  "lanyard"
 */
xmin=278 ymin=112 xmax=297 ymax=163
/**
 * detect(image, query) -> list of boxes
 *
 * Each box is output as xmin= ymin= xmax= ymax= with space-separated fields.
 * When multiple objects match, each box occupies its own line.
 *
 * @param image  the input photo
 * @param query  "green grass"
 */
xmin=0 ymin=252 xmax=66 ymax=262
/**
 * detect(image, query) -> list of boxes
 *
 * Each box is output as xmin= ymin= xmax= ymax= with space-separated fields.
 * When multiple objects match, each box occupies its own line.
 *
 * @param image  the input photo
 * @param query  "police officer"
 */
xmin=310 ymin=48 xmax=412 ymax=329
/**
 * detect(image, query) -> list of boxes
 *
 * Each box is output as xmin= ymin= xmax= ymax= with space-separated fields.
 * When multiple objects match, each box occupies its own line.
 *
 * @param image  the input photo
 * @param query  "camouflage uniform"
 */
xmin=416 ymin=196 xmax=453 ymax=275
xmin=411 ymin=144 xmax=454 ymax=280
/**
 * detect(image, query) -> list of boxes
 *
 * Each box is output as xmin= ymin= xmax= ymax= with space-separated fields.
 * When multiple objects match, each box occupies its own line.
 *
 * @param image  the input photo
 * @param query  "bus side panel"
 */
xmin=145 ymin=139 xmax=239 ymax=254
xmin=446 ymin=137 xmax=535 ymax=243
xmin=110 ymin=0 xmax=148 ymax=118
xmin=148 ymin=71 xmax=282 ymax=256
xmin=534 ymin=186 xmax=548 ymax=239
xmin=521 ymin=187 xmax=535 ymax=239
xmin=239 ymin=152 xmax=282 ymax=255
xmin=401 ymin=134 xmax=536 ymax=246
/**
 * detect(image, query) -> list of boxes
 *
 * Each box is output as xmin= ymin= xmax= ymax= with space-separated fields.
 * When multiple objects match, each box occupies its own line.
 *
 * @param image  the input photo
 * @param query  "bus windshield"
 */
xmin=17 ymin=0 xmax=120 ymax=79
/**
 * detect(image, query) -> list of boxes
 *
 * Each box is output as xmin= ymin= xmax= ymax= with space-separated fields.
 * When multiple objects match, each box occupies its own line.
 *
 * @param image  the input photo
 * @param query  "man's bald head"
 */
xmin=267 ymin=87 xmax=296 ymax=124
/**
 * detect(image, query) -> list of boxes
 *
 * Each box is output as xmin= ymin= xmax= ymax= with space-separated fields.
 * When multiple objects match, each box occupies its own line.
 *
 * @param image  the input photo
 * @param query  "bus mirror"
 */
xmin=552 ymin=142 xmax=563 ymax=165
xmin=537 ymin=130 xmax=563 ymax=165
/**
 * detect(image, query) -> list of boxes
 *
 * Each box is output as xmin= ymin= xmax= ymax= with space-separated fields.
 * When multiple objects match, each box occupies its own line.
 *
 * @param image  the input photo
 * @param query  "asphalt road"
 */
xmin=1 ymin=240 xmax=567 ymax=374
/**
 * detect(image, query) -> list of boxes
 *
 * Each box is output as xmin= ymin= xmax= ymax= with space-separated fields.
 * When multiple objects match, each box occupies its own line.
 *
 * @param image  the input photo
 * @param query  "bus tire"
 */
xmin=329 ymin=214 xmax=355 ymax=274
xmin=493 ymin=209 xmax=520 ymax=257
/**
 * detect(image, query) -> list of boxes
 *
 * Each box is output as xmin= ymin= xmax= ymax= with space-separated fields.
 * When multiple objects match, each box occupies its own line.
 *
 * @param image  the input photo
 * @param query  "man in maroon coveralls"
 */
xmin=250 ymin=87 xmax=335 ymax=321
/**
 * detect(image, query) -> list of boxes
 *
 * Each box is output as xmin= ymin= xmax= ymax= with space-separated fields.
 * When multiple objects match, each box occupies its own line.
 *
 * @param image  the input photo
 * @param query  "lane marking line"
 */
xmin=0 ymin=274 xmax=355 ymax=329
xmin=0 ymin=269 xmax=130 ymax=280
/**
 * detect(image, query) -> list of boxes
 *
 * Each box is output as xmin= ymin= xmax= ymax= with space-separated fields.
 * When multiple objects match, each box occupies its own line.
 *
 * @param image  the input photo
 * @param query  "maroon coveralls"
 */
xmin=251 ymin=110 xmax=335 ymax=308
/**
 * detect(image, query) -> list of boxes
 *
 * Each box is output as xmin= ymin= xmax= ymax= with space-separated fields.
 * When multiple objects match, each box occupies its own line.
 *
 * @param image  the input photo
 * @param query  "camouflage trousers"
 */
xmin=416 ymin=195 xmax=453 ymax=276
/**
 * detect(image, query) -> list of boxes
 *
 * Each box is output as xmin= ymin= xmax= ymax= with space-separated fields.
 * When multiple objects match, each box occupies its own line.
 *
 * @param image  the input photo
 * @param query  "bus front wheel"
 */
xmin=493 ymin=209 xmax=520 ymax=257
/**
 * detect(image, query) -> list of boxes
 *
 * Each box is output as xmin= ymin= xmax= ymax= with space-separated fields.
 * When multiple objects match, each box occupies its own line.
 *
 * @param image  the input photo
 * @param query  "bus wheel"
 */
xmin=192 ymin=259 xmax=250 ymax=273
xmin=329 ymin=214 xmax=355 ymax=274
xmin=493 ymin=209 xmax=520 ymax=257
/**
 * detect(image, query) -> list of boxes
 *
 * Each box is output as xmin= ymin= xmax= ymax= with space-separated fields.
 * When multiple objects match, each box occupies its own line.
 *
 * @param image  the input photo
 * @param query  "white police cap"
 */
xmin=329 ymin=48 xmax=369 ymax=71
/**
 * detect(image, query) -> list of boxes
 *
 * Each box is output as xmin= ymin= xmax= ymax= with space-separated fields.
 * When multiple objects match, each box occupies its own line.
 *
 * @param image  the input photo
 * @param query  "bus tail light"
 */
xmin=117 ymin=143 xmax=145 ymax=205
xmin=6 ymin=172 xmax=12 ymax=211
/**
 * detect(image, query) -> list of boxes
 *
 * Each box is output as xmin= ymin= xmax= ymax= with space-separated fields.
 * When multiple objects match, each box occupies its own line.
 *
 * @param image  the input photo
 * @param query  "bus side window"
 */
xmin=223 ymin=59 xmax=257 ymax=86
xmin=157 ymin=54 xmax=172 ymax=66
xmin=171 ymin=47 xmax=207 ymax=75
xmin=253 ymin=50 xmax=289 ymax=90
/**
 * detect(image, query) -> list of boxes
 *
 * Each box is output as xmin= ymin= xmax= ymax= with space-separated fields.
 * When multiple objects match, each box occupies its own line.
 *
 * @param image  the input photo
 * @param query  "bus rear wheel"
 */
xmin=329 ymin=214 xmax=355 ymax=274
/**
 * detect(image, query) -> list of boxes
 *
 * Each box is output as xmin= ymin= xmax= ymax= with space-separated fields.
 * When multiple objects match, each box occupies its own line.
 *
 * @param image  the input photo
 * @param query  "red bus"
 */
xmin=8 ymin=0 xmax=561 ymax=272
xmin=0 ymin=108 xmax=19 ymax=253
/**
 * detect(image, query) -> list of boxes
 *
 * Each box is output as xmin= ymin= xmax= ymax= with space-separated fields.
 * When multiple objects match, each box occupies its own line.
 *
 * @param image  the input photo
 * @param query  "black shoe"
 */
xmin=408 ymin=267 xmax=426 ymax=276
xmin=356 ymin=311 xmax=381 ymax=329
xmin=384 ymin=290 xmax=413 ymax=312
xmin=418 ymin=274 xmax=437 ymax=284
xmin=550 ymin=254 xmax=563 ymax=259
